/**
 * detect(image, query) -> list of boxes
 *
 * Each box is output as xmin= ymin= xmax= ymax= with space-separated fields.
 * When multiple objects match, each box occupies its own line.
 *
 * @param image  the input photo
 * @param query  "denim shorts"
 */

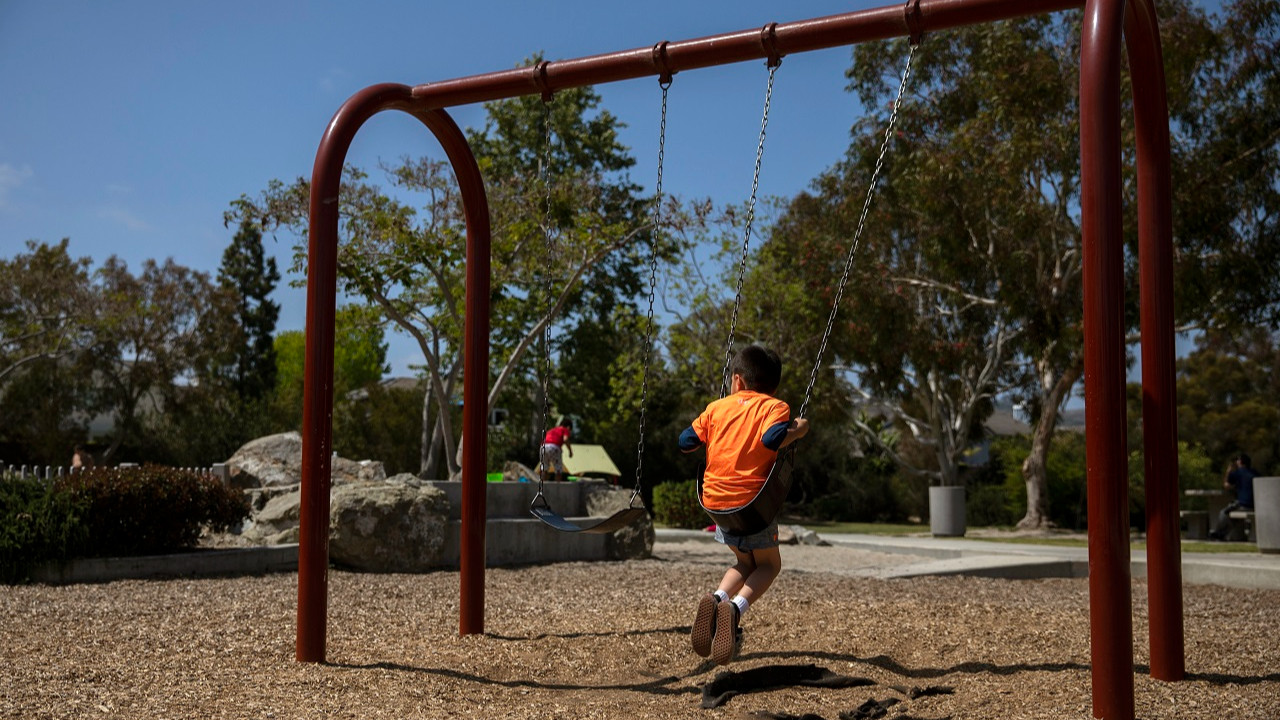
xmin=715 ymin=521 xmax=780 ymax=551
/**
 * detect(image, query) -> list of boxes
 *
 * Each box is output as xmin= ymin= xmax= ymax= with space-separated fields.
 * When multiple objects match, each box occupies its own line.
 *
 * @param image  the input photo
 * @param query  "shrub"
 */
xmin=0 ymin=474 xmax=90 ymax=583
xmin=57 ymin=465 xmax=250 ymax=558
xmin=652 ymin=479 xmax=707 ymax=529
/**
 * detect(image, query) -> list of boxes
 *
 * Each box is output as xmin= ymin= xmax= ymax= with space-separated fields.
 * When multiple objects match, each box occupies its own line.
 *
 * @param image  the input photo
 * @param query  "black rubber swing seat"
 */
xmin=529 ymin=494 xmax=649 ymax=534
xmin=698 ymin=444 xmax=797 ymax=537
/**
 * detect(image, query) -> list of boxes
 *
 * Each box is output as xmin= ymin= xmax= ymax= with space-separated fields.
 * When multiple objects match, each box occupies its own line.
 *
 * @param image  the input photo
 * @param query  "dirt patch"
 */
xmin=2 ymin=540 xmax=1277 ymax=719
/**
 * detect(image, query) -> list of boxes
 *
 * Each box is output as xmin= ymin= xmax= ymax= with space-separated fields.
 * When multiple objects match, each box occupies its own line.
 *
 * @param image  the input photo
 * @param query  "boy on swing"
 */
xmin=679 ymin=345 xmax=810 ymax=664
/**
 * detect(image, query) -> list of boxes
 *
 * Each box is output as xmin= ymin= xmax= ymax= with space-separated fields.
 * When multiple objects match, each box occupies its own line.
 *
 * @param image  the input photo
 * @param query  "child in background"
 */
xmin=679 ymin=345 xmax=809 ymax=664
xmin=540 ymin=419 xmax=574 ymax=483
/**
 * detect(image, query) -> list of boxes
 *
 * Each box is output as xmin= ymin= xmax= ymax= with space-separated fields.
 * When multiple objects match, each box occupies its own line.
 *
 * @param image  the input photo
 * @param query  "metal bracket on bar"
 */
xmin=651 ymin=41 xmax=675 ymax=86
xmin=759 ymin=22 xmax=783 ymax=68
xmin=904 ymin=0 xmax=925 ymax=46
xmin=533 ymin=60 xmax=554 ymax=102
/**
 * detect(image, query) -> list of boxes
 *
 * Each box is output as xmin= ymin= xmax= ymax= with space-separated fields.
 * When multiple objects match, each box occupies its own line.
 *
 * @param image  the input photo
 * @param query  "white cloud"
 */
xmin=0 ymin=162 xmax=34 ymax=210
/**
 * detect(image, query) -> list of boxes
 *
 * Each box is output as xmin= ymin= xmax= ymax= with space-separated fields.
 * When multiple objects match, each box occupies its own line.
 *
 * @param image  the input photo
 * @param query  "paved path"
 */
xmin=656 ymin=528 xmax=1280 ymax=590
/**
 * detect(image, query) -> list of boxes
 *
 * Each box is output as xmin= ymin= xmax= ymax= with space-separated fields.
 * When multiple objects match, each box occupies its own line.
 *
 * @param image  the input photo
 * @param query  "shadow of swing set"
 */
xmin=295 ymin=2 xmax=1183 ymax=719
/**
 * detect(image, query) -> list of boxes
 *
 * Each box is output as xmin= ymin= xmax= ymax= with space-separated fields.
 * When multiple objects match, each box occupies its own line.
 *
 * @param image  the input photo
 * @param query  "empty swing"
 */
xmin=528 ymin=69 xmax=675 ymax=534
xmin=697 ymin=43 xmax=920 ymax=536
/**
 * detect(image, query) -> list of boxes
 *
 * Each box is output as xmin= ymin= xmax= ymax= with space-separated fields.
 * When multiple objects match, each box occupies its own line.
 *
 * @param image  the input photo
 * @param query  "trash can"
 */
xmin=1254 ymin=476 xmax=1280 ymax=554
xmin=929 ymin=485 xmax=966 ymax=537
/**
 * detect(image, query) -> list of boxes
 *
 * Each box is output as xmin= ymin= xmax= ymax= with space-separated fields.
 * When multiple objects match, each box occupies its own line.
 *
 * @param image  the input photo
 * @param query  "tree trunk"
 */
xmin=1017 ymin=356 xmax=1083 ymax=529
xmin=419 ymin=382 xmax=433 ymax=478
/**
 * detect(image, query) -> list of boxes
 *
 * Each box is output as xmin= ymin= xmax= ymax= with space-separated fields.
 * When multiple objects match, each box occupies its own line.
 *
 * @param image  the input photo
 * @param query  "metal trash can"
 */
xmin=1254 ymin=476 xmax=1280 ymax=554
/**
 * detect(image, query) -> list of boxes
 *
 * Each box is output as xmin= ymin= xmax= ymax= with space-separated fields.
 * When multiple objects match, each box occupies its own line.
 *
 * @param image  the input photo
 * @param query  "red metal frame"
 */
xmin=298 ymin=1 xmax=1179 ymax=717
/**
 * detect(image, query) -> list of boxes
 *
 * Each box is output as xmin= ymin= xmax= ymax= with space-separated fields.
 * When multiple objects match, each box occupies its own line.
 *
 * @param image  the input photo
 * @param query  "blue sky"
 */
xmin=1 ymin=0 xmax=890 ymax=376
xmin=2 ymin=1 xmax=1217 ymax=378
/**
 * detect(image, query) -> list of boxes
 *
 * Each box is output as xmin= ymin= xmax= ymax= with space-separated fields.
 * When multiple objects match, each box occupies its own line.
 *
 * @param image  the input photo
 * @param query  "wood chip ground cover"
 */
xmin=2 ymin=540 xmax=1276 ymax=719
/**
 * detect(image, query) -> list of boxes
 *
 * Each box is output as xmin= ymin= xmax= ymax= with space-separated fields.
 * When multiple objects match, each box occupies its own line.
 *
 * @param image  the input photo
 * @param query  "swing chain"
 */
xmin=632 ymin=77 xmax=671 ymax=500
xmin=537 ymin=96 xmax=556 ymax=495
xmin=799 ymin=43 xmax=917 ymax=420
xmin=720 ymin=59 xmax=780 ymax=397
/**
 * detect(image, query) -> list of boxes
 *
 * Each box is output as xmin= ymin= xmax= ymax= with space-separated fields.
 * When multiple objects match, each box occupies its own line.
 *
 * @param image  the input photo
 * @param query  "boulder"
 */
xmin=328 ymin=481 xmax=450 ymax=572
xmin=502 ymin=461 xmax=538 ymax=483
xmin=582 ymin=483 xmax=654 ymax=560
xmin=225 ymin=431 xmax=386 ymax=489
xmin=239 ymin=491 xmax=302 ymax=545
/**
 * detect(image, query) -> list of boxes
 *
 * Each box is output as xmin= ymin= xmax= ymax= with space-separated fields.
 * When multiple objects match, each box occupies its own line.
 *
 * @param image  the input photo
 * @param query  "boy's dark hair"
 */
xmin=731 ymin=345 xmax=782 ymax=394
xmin=1237 ymin=452 xmax=1252 ymax=467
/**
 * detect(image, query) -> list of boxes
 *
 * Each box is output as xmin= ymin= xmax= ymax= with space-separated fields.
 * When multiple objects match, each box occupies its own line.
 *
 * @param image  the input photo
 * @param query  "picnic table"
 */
xmin=1181 ymin=488 xmax=1227 ymax=540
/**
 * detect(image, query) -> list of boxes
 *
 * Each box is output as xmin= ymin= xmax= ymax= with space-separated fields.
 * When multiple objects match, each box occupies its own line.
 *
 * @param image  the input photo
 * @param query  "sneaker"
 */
xmin=711 ymin=601 xmax=741 ymax=665
xmin=691 ymin=593 xmax=718 ymax=657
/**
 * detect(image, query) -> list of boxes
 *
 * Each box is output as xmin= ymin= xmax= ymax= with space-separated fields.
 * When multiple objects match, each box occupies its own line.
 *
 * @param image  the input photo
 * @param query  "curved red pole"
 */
xmin=1080 ymin=1 xmax=1135 ymax=718
xmin=1126 ymin=0 xmax=1184 ymax=683
xmin=297 ymin=84 xmax=490 ymax=662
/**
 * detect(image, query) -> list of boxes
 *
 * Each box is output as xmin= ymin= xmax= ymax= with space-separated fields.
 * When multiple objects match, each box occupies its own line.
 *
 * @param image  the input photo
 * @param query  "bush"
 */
xmin=57 ymin=465 xmax=250 ymax=558
xmin=1 ymin=465 xmax=251 ymax=582
xmin=0 ymin=474 xmax=90 ymax=583
xmin=652 ymin=479 xmax=707 ymax=529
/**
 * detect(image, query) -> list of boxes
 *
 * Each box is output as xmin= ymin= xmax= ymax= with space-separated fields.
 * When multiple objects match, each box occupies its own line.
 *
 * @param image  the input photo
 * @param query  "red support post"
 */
xmin=1126 ymin=0 xmax=1185 ymax=683
xmin=297 ymin=85 xmax=490 ymax=660
xmin=1080 ymin=1 xmax=1135 ymax=718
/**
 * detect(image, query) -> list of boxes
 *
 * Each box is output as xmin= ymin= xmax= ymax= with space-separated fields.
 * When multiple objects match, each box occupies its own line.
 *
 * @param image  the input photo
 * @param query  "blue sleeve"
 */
xmin=761 ymin=420 xmax=790 ymax=451
xmin=679 ymin=426 xmax=702 ymax=452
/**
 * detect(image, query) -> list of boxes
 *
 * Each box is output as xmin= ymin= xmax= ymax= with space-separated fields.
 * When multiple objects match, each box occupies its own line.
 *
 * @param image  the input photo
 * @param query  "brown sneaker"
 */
xmin=711 ymin=600 xmax=740 ymax=665
xmin=691 ymin=593 xmax=717 ymax=657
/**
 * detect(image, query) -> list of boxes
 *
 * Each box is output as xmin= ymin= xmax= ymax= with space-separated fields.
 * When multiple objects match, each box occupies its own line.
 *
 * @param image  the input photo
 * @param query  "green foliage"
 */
xmin=217 ymin=216 xmax=281 ymax=402
xmin=989 ymin=434 xmax=1089 ymax=531
xmin=1176 ymin=330 xmax=1280 ymax=473
xmin=333 ymin=380 xmax=424 ymax=476
xmin=0 ymin=474 xmax=90 ymax=583
xmin=1128 ymin=441 xmax=1218 ymax=525
xmin=56 ymin=466 xmax=249 ymax=559
xmin=271 ymin=306 xmax=389 ymax=432
xmin=652 ymin=480 xmax=706 ymax=529
xmin=2 ymin=466 xmax=249 ymax=583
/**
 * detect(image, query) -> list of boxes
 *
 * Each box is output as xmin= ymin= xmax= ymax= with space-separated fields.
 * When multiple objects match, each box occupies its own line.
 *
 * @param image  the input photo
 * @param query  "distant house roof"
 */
xmin=985 ymin=406 xmax=1031 ymax=436
xmin=563 ymin=444 xmax=622 ymax=478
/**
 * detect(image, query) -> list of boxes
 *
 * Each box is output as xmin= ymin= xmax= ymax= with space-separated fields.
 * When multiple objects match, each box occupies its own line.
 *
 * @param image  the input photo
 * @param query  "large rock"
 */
xmin=328 ymin=479 xmax=450 ymax=572
xmin=239 ymin=491 xmax=303 ymax=545
xmin=583 ymin=483 xmax=654 ymax=560
xmin=225 ymin=431 xmax=386 ymax=489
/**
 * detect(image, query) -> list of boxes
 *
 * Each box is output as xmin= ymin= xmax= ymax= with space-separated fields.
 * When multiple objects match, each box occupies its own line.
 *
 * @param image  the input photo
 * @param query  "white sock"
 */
xmin=713 ymin=590 xmax=730 ymax=602
xmin=731 ymin=595 xmax=749 ymax=616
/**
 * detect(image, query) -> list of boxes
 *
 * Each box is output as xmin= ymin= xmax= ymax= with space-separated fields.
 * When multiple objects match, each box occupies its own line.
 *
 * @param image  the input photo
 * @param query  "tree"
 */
xmin=0 ymin=239 xmax=95 ymax=386
xmin=234 ymin=68 xmax=676 ymax=480
xmin=270 ymin=305 xmax=389 ymax=432
xmin=1175 ymin=329 xmax=1280 ymax=473
xmin=810 ymin=0 xmax=1279 ymax=527
xmin=217 ymin=215 xmax=280 ymax=402
xmin=90 ymin=257 xmax=239 ymax=461
xmin=0 ymin=240 xmax=98 ymax=464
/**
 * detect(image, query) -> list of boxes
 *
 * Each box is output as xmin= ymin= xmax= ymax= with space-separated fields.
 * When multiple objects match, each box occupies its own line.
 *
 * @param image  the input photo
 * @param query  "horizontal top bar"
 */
xmin=410 ymin=0 xmax=1084 ymax=109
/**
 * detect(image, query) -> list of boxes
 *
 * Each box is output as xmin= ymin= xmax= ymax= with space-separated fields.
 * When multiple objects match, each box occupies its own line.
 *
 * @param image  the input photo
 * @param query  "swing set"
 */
xmin=297 ymin=2 xmax=1181 ymax=718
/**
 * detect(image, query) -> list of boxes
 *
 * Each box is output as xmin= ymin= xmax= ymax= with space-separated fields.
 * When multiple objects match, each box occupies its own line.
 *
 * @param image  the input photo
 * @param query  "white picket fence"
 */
xmin=0 ymin=461 xmax=230 ymax=484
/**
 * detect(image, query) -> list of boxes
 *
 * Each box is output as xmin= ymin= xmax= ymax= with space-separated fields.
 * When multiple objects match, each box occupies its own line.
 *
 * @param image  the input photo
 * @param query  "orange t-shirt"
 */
xmin=691 ymin=391 xmax=790 ymax=510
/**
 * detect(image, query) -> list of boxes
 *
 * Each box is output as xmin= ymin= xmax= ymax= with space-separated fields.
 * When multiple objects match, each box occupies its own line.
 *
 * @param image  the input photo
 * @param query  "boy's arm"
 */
xmin=679 ymin=426 xmax=703 ymax=453
xmin=778 ymin=418 xmax=809 ymax=449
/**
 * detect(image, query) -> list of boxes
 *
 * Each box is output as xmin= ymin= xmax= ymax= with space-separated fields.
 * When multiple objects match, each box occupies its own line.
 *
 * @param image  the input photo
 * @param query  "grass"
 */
xmin=788 ymin=519 xmax=928 ymax=536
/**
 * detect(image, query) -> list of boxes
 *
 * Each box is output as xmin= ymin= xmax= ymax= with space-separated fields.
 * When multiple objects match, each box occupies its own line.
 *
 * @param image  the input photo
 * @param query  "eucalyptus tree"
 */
xmin=235 ymin=73 xmax=677 ymax=479
xmin=785 ymin=0 xmax=1280 ymax=528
